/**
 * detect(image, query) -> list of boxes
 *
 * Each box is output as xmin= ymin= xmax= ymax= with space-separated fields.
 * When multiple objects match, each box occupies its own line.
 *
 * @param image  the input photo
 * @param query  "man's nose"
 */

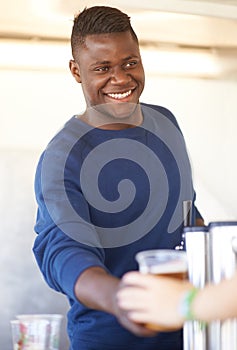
xmin=110 ymin=67 xmax=131 ymax=84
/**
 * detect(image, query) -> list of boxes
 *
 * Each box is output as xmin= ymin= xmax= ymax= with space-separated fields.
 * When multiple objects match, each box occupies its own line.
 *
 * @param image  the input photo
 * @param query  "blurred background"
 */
xmin=1 ymin=0 xmax=237 ymax=349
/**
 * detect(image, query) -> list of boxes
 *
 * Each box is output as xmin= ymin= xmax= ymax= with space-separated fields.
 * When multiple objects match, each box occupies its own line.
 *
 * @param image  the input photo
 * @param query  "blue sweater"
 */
xmin=33 ymin=103 xmax=201 ymax=349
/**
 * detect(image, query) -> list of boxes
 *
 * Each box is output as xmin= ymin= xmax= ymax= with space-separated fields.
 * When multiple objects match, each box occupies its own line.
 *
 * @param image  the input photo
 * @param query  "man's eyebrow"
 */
xmin=90 ymin=55 xmax=140 ymax=67
xmin=122 ymin=55 xmax=140 ymax=61
xmin=91 ymin=60 xmax=111 ymax=67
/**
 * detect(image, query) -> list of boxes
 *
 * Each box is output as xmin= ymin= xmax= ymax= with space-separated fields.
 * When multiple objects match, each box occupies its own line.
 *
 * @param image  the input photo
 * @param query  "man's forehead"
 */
xmin=80 ymin=32 xmax=138 ymax=53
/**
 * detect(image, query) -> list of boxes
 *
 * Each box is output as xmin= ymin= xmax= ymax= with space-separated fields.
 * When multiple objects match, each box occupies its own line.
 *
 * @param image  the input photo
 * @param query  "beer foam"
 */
xmin=141 ymin=260 xmax=187 ymax=274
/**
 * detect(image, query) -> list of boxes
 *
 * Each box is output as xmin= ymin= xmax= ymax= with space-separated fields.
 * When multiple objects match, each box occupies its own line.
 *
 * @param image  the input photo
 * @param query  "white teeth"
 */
xmin=108 ymin=90 xmax=132 ymax=99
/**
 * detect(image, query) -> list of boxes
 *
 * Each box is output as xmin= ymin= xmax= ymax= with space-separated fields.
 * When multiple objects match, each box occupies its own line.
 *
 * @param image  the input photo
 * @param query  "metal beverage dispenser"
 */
xmin=184 ymin=221 xmax=237 ymax=350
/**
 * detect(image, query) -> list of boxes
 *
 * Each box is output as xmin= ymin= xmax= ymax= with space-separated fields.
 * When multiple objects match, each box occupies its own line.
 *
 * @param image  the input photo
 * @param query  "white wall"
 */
xmin=0 ymin=69 xmax=85 ymax=150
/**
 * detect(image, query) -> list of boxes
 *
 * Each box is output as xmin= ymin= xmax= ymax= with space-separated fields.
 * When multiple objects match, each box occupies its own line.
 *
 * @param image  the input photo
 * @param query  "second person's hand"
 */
xmin=114 ymin=277 xmax=158 ymax=337
xmin=116 ymin=271 xmax=193 ymax=329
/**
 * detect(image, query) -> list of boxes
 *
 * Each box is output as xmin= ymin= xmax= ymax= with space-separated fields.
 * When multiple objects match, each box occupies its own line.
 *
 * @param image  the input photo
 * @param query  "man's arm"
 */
xmin=74 ymin=266 xmax=157 ymax=337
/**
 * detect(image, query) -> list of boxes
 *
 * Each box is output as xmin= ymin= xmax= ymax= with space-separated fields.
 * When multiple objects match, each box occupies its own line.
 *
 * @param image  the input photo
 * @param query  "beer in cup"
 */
xmin=135 ymin=249 xmax=188 ymax=332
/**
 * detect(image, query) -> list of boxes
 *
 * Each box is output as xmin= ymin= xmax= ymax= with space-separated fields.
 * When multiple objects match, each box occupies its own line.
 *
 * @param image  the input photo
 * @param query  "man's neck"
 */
xmin=79 ymin=104 xmax=143 ymax=130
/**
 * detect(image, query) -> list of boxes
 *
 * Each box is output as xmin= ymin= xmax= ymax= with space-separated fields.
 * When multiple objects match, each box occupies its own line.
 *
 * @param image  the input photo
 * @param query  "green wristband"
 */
xmin=179 ymin=287 xmax=199 ymax=320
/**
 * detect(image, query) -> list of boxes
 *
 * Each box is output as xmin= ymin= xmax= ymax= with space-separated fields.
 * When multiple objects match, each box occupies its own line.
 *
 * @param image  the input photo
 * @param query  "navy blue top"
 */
xmin=33 ymin=103 xmax=202 ymax=350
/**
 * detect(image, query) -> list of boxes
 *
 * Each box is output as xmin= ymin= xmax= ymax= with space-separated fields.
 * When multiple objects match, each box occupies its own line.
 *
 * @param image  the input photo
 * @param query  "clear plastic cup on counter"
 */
xmin=16 ymin=314 xmax=63 ymax=350
xmin=11 ymin=318 xmax=50 ymax=350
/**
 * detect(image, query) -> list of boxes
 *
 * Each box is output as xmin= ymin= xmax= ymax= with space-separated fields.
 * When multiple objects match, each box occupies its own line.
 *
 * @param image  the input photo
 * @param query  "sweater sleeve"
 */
xmin=33 ymin=143 xmax=106 ymax=302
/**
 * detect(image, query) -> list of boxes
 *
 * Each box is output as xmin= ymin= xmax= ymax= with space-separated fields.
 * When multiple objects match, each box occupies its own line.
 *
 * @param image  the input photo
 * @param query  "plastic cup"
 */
xmin=16 ymin=315 xmax=63 ymax=350
xmin=10 ymin=319 xmax=50 ymax=350
xmin=135 ymin=249 xmax=188 ymax=332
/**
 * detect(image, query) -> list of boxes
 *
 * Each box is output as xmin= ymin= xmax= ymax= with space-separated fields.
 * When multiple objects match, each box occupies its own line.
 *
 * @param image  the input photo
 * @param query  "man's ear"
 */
xmin=69 ymin=59 xmax=81 ymax=83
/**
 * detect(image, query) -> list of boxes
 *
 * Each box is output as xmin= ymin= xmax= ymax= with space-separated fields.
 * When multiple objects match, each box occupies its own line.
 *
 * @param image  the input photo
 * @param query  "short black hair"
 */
xmin=71 ymin=6 xmax=138 ymax=59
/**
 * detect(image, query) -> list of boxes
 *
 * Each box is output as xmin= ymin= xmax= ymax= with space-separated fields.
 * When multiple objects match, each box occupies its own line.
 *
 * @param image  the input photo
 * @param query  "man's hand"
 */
xmin=74 ymin=266 xmax=157 ymax=337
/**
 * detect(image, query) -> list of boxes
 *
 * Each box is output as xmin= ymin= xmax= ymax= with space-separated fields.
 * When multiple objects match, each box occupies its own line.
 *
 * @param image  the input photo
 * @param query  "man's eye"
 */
xmin=125 ymin=61 xmax=137 ymax=68
xmin=95 ymin=66 xmax=109 ymax=72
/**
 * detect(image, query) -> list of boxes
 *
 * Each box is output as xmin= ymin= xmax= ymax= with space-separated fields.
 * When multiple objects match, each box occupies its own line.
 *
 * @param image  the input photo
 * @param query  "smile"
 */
xmin=107 ymin=90 xmax=132 ymax=100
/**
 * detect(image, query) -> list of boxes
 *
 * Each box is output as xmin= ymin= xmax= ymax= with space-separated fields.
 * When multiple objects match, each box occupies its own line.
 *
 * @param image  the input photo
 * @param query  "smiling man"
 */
xmin=69 ymin=22 xmax=145 ymax=128
xmin=33 ymin=6 xmax=204 ymax=350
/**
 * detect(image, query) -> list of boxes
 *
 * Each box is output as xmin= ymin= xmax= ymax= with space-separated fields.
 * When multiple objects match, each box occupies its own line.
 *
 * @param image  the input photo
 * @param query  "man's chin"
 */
xmin=93 ymin=102 xmax=139 ymax=124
